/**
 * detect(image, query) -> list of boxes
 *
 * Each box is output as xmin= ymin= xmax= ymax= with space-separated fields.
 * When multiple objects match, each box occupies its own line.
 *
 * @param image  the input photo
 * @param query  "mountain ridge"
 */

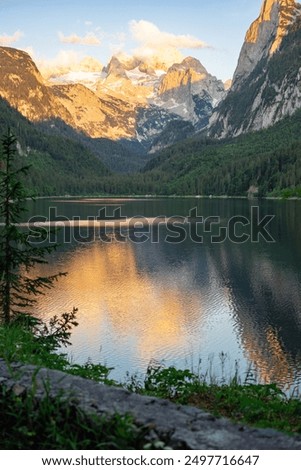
xmin=0 ymin=0 xmax=301 ymax=183
xmin=0 ymin=46 xmax=225 ymax=155
xmin=210 ymin=0 xmax=301 ymax=137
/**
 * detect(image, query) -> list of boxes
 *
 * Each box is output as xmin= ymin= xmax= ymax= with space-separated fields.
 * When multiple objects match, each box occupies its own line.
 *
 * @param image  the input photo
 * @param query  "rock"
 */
xmin=155 ymin=57 xmax=225 ymax=124
xmin=0 ymin=359 xmax=300 ymax=450
xmin=233 ymin=0 xmax=299 ymax=89
xmin=0 ymin=46 xmax=224 ymax=151
xmin=210 ymin=0 xmax=301 ymax=138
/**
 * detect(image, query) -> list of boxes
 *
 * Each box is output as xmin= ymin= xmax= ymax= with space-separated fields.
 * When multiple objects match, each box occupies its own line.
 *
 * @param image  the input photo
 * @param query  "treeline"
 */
xmin=101 ymin=109 xmax=301 ymax=197
xmin=0 ymin=98 xmax=109 ymax=195
xmin=37 ymin=118 xmax=150 ymax=174
xmin=1 ymin=95 xmax=301 ymax=198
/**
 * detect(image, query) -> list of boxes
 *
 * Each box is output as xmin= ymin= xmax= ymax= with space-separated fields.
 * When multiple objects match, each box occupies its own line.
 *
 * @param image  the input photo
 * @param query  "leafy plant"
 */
xmin=127 ymin=363 xmax=301 ymax=435
xmin=0 ymin=319 xmax=117 ymax=384
xmin=0 ymin=385 xmax=150 ymax=450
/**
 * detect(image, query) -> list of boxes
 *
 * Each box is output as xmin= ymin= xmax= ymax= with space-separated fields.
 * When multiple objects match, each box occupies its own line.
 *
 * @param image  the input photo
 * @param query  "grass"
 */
xmin=0 ymin=385 xmax=154 ymax=450
xmin=187 ymin=383 xmax=301 ymax=434
xmin=0 ymin=320 xmax=116 ymax=385
xmin=125 ymin=364 xmax=301 ymax=436
xmin=0 ymin=323 xmax=170 ymax=449
xmin=1 ymin=322 xmax=301 ymax=449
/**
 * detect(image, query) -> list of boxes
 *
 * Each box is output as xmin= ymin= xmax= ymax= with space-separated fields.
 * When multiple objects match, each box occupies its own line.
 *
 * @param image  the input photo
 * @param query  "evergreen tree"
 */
xmin=0 ymin=130 xmax=66 ymax=324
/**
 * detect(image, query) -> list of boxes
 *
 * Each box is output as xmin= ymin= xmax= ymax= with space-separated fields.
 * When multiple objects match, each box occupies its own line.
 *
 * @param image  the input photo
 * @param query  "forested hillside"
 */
xmin=1 ymin=95 xmax=301 ymax=198
xmin=0 ymin=98 xmax=109 ymax=195
xmin=102 ymin=108 xmax=301 ymax=197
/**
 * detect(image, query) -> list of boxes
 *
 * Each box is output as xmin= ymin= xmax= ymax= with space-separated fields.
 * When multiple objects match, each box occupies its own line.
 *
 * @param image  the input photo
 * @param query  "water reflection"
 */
xmin=29 ymin=199 xmax=301 ymax=389
xmin=33 ymin=240 xmax=206 ymax=374
xmin=204 ymin=242 xmax=301 ymax=389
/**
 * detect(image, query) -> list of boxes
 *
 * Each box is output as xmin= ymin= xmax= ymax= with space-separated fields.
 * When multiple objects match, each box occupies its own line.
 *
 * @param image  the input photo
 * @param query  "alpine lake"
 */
xmin=25 ymin=197 xmax=301 ymax=392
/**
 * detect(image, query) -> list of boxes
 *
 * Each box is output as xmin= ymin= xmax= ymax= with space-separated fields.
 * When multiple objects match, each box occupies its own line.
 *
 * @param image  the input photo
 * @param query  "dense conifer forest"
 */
xmin=1 ymin=96 xmax=301 ymax=198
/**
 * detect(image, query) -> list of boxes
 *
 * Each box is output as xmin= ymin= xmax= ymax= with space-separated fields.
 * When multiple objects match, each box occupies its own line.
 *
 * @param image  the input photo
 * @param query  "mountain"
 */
xmin=105 ymin=108 xmax=301 ymax=197
xmin=0 ymin=47 xmax=137 ymax=142
xmin=0 ymin=47 xmax=72 ymax=124
xmin=53 ymin=54 xmax=226 ymax=147
xmin=1 ymin=0 xmax=300 ymax=189
xmin=58 ymin=54 xmax=225 ymax=151
xmin=210 ymin=0 xmax=301 ymax=137
xmin=154 ymin=57 xmax=224 ymax=127
xmin=0 ymin=96 xmax=110 ymax=195
xmin=0 ymin=46 xmax=225 ymax=164
xmin=51 ymin=83 xmax=137 ymax=140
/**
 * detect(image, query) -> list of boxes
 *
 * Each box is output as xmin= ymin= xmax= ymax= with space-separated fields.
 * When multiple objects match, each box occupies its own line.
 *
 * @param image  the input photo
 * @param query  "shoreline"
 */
xmin=27 ymin=194 xmax=301 ymax=201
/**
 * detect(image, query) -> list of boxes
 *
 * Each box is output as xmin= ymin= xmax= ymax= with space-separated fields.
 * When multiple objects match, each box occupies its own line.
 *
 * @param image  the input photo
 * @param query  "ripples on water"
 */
xmin=27 ymin=198 xmax=301 ymax=392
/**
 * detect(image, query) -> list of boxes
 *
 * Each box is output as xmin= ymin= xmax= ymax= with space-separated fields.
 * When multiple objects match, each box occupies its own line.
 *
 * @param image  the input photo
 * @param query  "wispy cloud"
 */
xmin=58 ymin=31 xmax=101 ymax=46
xmin=129 ymin=20 xmax=209 ymax=65
xmin=130 ymin=20 xmax=208 ymax=50
xmin=37 ymin=50 xmax=103 ymax=78
xmin=23 ymin=46 xmax=35 ymax=58
xmin=0 ymin=30 xmax=23 ymax=46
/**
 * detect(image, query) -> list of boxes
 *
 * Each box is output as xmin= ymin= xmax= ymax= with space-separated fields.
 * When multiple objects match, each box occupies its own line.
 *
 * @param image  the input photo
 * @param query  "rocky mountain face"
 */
xmin=51 ymin=83 xmax=137 ymax=140
xmin=210 ymin=0 xmax=301 ymax=137
xmin=52 ymin=54 xmax=226 ymax=147
xmin=154 ymin=57 xmax=225 ymax=128
xmin=0 ymin=46 xmax=225 ymax=155
xmin=0 ymin=47 xmax=72 ymax=124
xmin=3 ymin=0 xmax=298 ymax=166
xmin=0 ymin=47 xmax=138 ymax=141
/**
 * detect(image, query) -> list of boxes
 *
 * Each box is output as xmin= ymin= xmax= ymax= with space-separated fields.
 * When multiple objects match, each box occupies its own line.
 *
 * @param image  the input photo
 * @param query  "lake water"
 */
xmin=25 ymin=197 xmax=301 ymax=391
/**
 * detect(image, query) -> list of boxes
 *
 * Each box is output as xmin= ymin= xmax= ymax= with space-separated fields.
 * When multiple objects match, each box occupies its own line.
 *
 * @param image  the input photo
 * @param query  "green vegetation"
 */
xmin=101 ymin=109 xmax=301 ymax=197
xmin=0 ymin=128 xmax=107 ymax=371
xmin=0 ymin=131 xmax=69 ymax=323
xmin=268 ymin=186 xmax=301 ymax=199
xmin=1 ymin=89 xmax=301 ymax=198
xmin=0 ymin=387 xmax=148 ymax=450
xmin=1 ymin=320 xmax=301 ymax=449
xmin=126 ymin=364 xmax=301 ymax=436
xmin=0 ymin=130 xmax=142 ymax=449
xmin=0 ymin=321 xmax=169 ymax=450
xmin=0 ymin=52 xmax=301 ymax=443
xmin=0 ymin=98 xmax=110 ymax=196
xmin=0 ymin=320 xmax=115 ymax=384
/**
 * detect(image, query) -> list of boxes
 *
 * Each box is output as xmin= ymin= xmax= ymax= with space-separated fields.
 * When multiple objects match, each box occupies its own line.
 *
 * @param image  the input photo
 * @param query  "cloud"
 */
xmin=0 ymin=30 xmax=23 ymax=46
xmin=130 ymin=20 xmax=208 ymax=50
xmin=58 ymin=31 xmax=101 ymax=46
xmin=36 ymin=50 xmax=103 ymax=79
xmin=23 ymin=46 xmax=35 ymax=58
xmin=129 ymin=20 xmax=209 ymax=65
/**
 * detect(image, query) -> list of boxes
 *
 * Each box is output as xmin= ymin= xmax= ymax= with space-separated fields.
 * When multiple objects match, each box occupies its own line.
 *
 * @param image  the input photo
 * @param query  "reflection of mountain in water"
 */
xmin=208 ymin=243 xmax=301 ymax=388
xmin=132 ymin=218 xmax=301 ymax=388
xmin=31 ymin=241 xmax=204 ymax=371
xmin=30 ymin=199 xmax=301 ymax=387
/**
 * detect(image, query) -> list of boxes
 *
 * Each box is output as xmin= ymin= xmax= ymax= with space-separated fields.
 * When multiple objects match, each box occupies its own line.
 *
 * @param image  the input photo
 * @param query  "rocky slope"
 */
xmin=51 ymin=83 xmax=137 ymax=139
xmin=0 ymin=47 xmax=139 ymax=142
xmin=210 ymin=0 xmax=301 ymax=137
xmin=154 ymin=57 xmax=225 ymax=127
xmin=0 ymin=46 xmax=225 ymax=153
xmin=0 ymin=47 xmax=72 ymax=124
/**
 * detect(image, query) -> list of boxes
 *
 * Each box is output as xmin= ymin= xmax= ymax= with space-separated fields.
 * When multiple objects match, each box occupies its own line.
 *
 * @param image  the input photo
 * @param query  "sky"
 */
xmin=0 ymin=0 xmax=263 ymax=81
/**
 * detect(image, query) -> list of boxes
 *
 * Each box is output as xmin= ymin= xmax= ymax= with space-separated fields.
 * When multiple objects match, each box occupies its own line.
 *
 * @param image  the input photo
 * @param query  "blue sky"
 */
xmin=0 ymin=0 xmax=263 ymax=80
